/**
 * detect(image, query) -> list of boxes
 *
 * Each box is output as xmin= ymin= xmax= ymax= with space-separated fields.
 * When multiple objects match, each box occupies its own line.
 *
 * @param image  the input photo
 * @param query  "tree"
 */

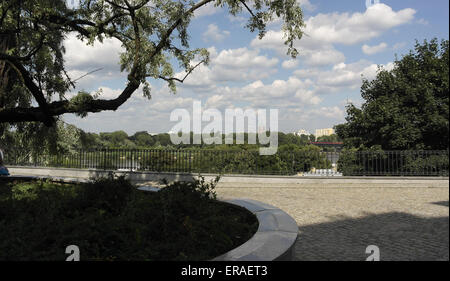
xmin=79 ymin=131 xmax=102 ymax=149
xmin=131 ymin=131 xmax=155 ymax=147
xmin=0 ymin=0 xmax=305 ymax=125
xmin=100 ymin=130 xmax=129 ymax=147
xmin=316 ymin=134 xmax=340 ymax=143
xmin=336 ymin=39 xmax=449 ymax=150
xmin=0 ymin=120 xmax=83 ymax=163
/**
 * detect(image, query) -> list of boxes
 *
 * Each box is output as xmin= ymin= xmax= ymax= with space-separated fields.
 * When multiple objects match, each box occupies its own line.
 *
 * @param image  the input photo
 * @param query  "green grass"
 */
xmin=0 ymin=177 xmax=258 ymax=261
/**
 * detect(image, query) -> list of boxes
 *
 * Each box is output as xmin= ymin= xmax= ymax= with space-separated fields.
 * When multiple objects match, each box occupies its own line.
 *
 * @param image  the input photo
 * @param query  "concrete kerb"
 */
xmin=140 ymin=188 xmax=299 ymax=261
xmin=211 ymin=199 xmax=298 ymax=261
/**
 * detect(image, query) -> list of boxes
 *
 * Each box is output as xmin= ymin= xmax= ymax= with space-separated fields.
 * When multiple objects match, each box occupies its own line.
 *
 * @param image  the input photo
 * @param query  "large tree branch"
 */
xmin=0 ymin=80 xmax=140 ymax=122
xmin=1 ymin=0 xmax=218 ymax=125
xmin=0 ymin=52 xmax=54 ymax=125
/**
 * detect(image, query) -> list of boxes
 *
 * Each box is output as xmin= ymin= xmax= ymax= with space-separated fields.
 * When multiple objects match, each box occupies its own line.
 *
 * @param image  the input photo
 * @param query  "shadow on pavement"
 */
xmin=294 ymin=212 xmax=449 ymax=261
xmin=432 ymin=201 xmax=449 ymax=207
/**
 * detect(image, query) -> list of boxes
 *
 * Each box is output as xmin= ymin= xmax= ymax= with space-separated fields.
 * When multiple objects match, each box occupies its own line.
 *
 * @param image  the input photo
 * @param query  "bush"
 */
xmin=0 ymin=176 xmax=258 ymax=261
xmin=337 ymin=148 xmax=449 ymax=176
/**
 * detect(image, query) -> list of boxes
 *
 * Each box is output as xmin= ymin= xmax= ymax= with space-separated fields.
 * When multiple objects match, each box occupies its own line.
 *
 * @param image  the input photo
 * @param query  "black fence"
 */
xmin=3 ymin=149 xmax=449 ymax=177
xmin=337 ymin=150 xmax=449 ymax=176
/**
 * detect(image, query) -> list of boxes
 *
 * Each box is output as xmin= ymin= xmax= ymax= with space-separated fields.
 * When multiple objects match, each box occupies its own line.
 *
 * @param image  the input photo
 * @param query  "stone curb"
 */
xmin=139 ymin=187 xmax=300 ymax=261
xmin=211 ymin=199 xmax=299 ymax=261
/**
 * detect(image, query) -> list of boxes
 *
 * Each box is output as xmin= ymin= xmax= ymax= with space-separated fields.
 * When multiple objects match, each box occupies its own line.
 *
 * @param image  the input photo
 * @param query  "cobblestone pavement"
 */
xmin=215 ymin=182 xmax=449 ymax=261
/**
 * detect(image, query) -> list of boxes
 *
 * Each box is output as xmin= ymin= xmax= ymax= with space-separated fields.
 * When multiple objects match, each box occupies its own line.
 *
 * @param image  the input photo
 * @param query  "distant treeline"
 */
xmin=1 ymin=121 xmax=341 ymax=157
xmin=80 ymin=130 xmax=341 ymax=150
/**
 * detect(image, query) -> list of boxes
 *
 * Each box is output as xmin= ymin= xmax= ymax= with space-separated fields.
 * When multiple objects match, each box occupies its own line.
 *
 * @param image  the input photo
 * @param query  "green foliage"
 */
xmin=100 ymin=131 xmax=131 ymax=148
xmin=1 ymin=0 xmax=305 ymax=123
xmin=336 ymin=39 xmax=449 ymax=150
xmin=0 ymin=177 xmax=258 ymax=261
xmin=336 ymin=148 xmax=362 ymax=176
xmin=402 ymin=153 xmax=449 ymax=175
xmin=135 ymin=144 xmax=330 ymax=175
xmin=131 ymin=131 xmax=156 ymax=147
xmin=69 ymin=92 xmax=94 ymax=118
xmin=1 ymin=120 xmax=82 ymax=163
xmin=337 ymin=148 xmax=449 ymax=176
xmin=317 ymin=134 xmax=341 ymax=143
xmin=0 ymin=0 xmax=71 ymax=111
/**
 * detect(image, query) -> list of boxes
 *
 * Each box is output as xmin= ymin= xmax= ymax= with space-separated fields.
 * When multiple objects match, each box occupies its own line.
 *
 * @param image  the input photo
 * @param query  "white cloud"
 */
xmin=64 ymin=33 xmax=124 ymax=71
xmin=362 ymin=42 xmax=388 ymax=55
xmin=251 ymin=30 xmax=346 ymax=66
xmin=310 ymin=106 xmax=345 ymax=119
xmin=194 ymin=2 xmax=220 ymax=17
xmin=202 ymin=24 xmax=230 ymax=42
xmin=297 ymin=0 xmax=316 ymax=12
xmin=205 ymin=94 xmax=232 ymax=109
xmin=303 ymin=47 xmax=346 ymax=66
xmin=148 ymin=97 xmax=194 ymax=112
xmin=251 ymin=3 xmax=415 ymax=57
xmin=282 ymin=59 xmax=300 ymax=69
xmin=304 ymin=4 xmax=415 ymax=45
xmin=417 ymin=18 xmax=429 ymax=25
xmin=213 ymin=48 xmax=278 ymax=69
xmin=295 ymin=89 xmax=322 ymax=105
xmin=294 ymin=60 xmax=395 ymax=91
xmin=203 ymin=76 xmax=320 ymax=109
xmin=95 ymin=86 xmax=123 ymax=99
xmin=63 ymin=33 xmax=126 ymax=91
xmin=176 ymin=47 xmax=279 ymax=88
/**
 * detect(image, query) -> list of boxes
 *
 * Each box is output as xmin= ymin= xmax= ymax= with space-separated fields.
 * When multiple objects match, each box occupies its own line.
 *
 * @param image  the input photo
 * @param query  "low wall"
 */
xmin=212 ymin=199 xmax=298 ymax=261
xmin=7 ymin=166 xmax=449 ymax=188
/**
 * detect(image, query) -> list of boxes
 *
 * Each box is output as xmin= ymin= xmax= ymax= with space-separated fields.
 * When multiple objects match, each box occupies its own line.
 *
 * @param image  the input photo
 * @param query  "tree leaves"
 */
xmin=336 ymin=39 xmax=449 ymax=150
xmin=1 ymin=0 xmax=305 ymax=124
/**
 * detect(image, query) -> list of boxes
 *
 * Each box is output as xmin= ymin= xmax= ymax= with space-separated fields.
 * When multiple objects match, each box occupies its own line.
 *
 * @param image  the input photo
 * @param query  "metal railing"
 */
xmin=3 ymin=149 xmax=449 ymax=177
xmin=337 ymin=150 xmax=449 ymax=176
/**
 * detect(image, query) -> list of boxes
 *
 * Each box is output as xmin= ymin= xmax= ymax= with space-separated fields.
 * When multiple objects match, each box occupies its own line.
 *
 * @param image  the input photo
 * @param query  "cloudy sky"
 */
xmin=63 ymin=0 xmax=449 ymax=135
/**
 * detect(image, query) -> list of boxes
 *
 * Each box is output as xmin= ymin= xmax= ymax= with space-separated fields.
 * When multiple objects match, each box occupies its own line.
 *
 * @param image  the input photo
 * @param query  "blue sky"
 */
xmin=63 ymin=0 xmax=449 ymax=135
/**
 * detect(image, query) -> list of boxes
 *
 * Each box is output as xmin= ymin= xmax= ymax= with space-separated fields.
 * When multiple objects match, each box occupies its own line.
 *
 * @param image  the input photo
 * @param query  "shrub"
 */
xmin=0 ymin=176 xmax=257 ymax=261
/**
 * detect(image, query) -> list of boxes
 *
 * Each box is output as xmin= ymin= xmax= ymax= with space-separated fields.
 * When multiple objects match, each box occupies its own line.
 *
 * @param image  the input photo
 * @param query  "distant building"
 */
xmin=295 ymin=129 xmax=310 ymax=136
xmin=315 ymin=128 xmax=335 ymax=138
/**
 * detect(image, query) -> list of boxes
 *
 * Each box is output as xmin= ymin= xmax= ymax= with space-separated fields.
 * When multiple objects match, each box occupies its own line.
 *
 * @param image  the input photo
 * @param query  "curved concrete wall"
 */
xmin=212 ymin=199 xmax=298 ymax=261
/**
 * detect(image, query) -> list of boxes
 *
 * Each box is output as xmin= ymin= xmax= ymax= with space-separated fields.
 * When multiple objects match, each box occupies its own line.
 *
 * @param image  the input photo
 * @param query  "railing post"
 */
xmin=291 ymin=151 xmax=295 ymax=175
xmin=103 ymin=149 xmax=106 ymax=170
xmin=189 ymin=150 xmax=192 ymax=173
xmin=79 ymin=149 xmax=82 ymax=169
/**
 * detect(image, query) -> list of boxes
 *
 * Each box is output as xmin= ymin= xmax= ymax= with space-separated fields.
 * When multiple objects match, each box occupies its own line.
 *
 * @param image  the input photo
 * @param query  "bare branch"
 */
xmin=148 ymin=0 xmax=215 ymax=60
xmin=156 ymin=60 xmax=206 ymax=83
xmin=239 ymin=0 xmax=256 ymax=17
xmin=72 ymin=67 xmax=104 ymax=83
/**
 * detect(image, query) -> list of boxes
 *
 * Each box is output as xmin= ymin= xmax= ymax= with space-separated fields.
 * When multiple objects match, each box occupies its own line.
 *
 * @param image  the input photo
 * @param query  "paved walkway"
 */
xmin=215 ymin=181 xmax=449 ymax=261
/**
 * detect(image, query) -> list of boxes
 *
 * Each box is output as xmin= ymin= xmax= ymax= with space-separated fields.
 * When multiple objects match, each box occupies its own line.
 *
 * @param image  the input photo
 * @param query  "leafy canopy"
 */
xmin=335 ymin=39 xmax=449 ymax=150
xmin=0 ymin=0 xmax=305 ymax=125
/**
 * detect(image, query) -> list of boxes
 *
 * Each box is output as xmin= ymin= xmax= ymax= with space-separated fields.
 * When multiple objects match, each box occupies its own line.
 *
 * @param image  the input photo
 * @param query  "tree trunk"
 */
xmin=0 ymin=31 xmax=16 ymax=110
